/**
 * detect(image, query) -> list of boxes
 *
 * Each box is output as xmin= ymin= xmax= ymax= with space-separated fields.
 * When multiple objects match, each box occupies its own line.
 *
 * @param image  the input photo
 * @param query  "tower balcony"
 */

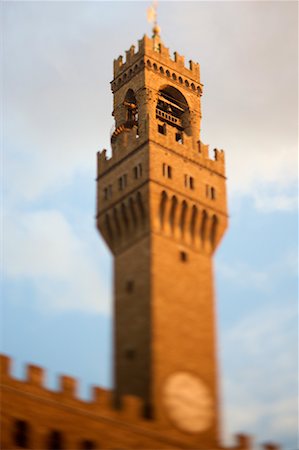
xmin=155 ymin=108 xmax=182 ymax=128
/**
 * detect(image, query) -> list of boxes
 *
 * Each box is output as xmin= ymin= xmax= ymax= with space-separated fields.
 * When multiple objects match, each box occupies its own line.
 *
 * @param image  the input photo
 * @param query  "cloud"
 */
xmin=217 ymin=249 xmax=298 ymax=293
xmin=3 ymin=2 xmax=298 ymax=211
xmin=3 ymin=209 xmax=112 ymax=314
xmin=220 ymin=304 xmax=298 ymax=449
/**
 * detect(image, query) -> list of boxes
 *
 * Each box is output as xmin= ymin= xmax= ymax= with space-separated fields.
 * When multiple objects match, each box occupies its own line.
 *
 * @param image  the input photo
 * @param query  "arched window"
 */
xmin=124 ymin=89 xmax=138 ymax=124
xmin=48 ymin=430 xmax=64 ymax=450
xmin=13 ymin=419 xmax=29 ymax=448
xmin=156 ymin=85 xmax=190 ymax=135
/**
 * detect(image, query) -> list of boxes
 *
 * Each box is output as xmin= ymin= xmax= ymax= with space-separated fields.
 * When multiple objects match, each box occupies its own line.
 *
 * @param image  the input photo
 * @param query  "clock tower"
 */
xmin=96 ymin=28 xmax=228 ymax=449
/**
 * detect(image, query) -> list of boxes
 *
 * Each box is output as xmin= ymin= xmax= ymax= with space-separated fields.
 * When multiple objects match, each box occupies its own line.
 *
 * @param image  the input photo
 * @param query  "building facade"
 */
xmin=1 ymin=30 xmax=279 ymax=450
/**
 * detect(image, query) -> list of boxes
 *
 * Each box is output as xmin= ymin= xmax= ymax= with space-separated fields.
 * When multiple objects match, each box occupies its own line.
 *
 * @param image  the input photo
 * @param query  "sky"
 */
xmin=1 ymin=1 xmax=298 ymax=449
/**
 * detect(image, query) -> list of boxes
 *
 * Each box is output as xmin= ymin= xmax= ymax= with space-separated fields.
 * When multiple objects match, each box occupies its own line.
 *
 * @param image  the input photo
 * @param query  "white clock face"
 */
xmin=162 ymin=372 xmax=213 ymax=433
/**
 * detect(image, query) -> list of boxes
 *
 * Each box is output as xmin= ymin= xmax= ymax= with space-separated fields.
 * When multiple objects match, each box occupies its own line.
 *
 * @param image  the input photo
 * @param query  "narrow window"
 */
xmin=48 ymin=430 xmax=63 ymax=450
xmin=126 ymin=280 xmax=134 ymax=293
xmin=143 ymin=402 xmax=154 ymax=420
xmin=138 ymin=163 xmax=142 ymax=177
xmin=80 ymin=440 xmax=96 ymax=450
xmin=158 ymin=123 xmax=166 ymax=135
xmin=180 ymin=251 xmax=188 ymax=262
xmin=185 ymin=175 xmax=194 ymax=189
xmin=175 ymin=132 xmax=183 ymax=144
xmin=163 ymin=163 xmax=172 ymax=179
xmin=13 ymin=420 xmax=29 ymax=448
xmin=206 ymin=184 xmax=209 ymax=197
xmin=104 ymin=185 xmax=112 ymax=200
xmin=125 ymin=348 xmax=136 ymax=360
xmin=211 ymin=186 xmax=216 ymax=200
xmin=133 ymin=164 xmax=142 ymax=179
xmin=118 ymin=174 xmax=127 ymax=191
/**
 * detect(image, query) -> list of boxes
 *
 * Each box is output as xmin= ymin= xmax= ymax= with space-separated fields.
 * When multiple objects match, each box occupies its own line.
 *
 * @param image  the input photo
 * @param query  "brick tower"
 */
xmin=96 ymin=29 xmax=228 ymax=449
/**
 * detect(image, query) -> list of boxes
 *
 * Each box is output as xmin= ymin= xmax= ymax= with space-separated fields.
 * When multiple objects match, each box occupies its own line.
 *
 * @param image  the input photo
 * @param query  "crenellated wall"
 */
xmin=0 ymin=354 xmax=281 ymax=450
xmin=112 ymin=35 xmax=201 ymax=92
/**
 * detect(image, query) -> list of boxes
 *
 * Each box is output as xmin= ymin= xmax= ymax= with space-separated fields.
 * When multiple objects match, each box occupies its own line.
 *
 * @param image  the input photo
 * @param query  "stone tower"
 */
xmin=96 ymin=30 xmax=228 ymax=449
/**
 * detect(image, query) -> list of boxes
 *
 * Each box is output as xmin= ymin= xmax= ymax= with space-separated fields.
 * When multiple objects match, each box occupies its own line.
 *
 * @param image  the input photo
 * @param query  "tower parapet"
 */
xmin=112 ymin=35 xmax=201 ymax=88
xmin=0 ymin=355 xmax=281 ymax=450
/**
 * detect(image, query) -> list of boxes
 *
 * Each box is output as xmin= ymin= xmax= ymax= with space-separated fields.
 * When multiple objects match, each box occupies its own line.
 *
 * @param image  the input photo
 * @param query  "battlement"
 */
xmin=1 ymin=354 xmax=281 ymax=450
xmin=97 ymin=136 xmax=226 ymax=178
xmin=113 ymin=34 xmax=201 ymax=85
xmin=0 ymin=354 xmax=142 ymax=419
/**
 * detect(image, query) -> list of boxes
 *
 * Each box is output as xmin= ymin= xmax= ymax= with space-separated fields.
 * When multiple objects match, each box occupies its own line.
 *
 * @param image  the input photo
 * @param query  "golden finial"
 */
xmin=147 ymin=0 xmax=161 ymax=37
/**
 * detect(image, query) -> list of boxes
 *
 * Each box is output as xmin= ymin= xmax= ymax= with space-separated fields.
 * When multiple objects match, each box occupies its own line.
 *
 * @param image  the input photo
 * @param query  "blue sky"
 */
xmin=1 ymin=1 xmax=298 ymax=449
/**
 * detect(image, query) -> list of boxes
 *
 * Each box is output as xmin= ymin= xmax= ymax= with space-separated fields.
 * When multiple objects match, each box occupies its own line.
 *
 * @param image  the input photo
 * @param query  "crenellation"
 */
xmin=173 ymin=51 xmax=185 ymax=67
xmin=27 ymin=364 xmax=45 ymax=387
xmin=189 ymin=60 xmax=200 ymax=78
xmin=262 ymin=444 xmax=281 ymax=450
xmin=126 ymin=45 xmax=136 ymax=64
xmin=0 ymin=354 xmax=11 ymax=378
xmin=235 ymin=434 xmax=252 ymax=450
xmin=60 ymin=375 xmax=77 ymax=397
xmin=113 ymin=34 xmax=201 ymax=85
xmin=92 ymin=386 xmax=114 ymax=410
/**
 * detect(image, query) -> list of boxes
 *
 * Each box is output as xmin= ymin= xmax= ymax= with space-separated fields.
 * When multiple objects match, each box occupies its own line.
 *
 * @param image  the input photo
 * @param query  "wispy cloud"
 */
xmin=220 ymin=304 xmax=298 ymax=448
xmin=3 ymin=209 xmax=112 ymax=314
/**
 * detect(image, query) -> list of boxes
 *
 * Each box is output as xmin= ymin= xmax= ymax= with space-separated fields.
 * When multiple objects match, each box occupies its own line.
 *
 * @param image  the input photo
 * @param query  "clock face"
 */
xmin=162 ymin=372 xmax=213 ymax=433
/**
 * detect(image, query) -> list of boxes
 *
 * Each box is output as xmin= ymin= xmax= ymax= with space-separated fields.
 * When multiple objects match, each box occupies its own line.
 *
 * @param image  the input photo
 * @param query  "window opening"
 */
xmin=133 ymin=163 xmax=142 ymax=179
xmin=175 ymin=132 xmax=183 ymax=144
xmin=126 ymin=280 xmax=134 ymax=293
xmin=123 ymin=90 xmax=138 ymax=136
xmin=185 ymin=175 xmax=194 ymax=189
xmin=163 ymin=163 xmax=172 ymax=179
xmin=180 ymin=251 xmax=188 ymax=262
xmin=206 ymin=185 xmax=216 ymax=199
xmin=80 ymin=440 xmax=96 ymax=450
xmin=156 ymin=86 xmax=189 ymax=138
xmin=125 ymin=348 xmax=136 ymax=360
xmin=13 ymin=420 xmax=29 ymax=448
xmin=143 ymin=402 xmax=154 ymax=420
xmin=48 ymin=431 xmax=63 ymax=450
xmin=118 ymin=174 xmax=127 ymax=191
xmin=158 ymin=123 xmax=166 ymax=135
xmin=104 ymin=185 xmax=112 ymax=201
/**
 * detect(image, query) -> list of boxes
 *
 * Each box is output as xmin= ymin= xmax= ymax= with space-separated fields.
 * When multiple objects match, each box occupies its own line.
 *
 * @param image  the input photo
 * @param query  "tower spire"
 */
xmin=147 ymin=0 xmax=161 ymax=37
